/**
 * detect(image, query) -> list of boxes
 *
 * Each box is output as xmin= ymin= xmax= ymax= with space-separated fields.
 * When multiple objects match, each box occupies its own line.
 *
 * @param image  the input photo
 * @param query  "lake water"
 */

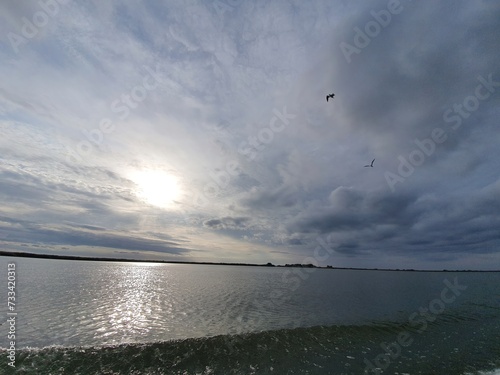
xmin=0 ymin=257 xmax=499 ymax=374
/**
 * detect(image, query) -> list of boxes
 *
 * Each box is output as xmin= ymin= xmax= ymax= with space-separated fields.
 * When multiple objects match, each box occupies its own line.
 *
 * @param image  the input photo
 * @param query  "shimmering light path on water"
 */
xmin=0 ymin=257 xmax=499 ymax=374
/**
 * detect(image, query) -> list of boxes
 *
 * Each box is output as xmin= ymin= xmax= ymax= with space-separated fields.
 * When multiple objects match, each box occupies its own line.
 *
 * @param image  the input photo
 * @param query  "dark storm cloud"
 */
xmin=63 ymin=223 xmax=108 ymax=232
xmin=288 ymin=187 xmax=418 ymax=234
xmin=262 ymin=0 xmax=499 ymax=266
xmin=286 ymin=238 xmax=305 ymax=246
xmin=335 ymin=242 xmax=361 ymax=256
xmin=287 ymin=181 xmax=500 ymax=257
xmin=332 ymin=0 xmax=500 ymax=146
xmin=0 ymin=216 xmax=189 ymax=255
xmin=0 ymin=171 xmax=49 ymax=202
xmin=203 ymin=216 xmax=251 ymax=230
xmin=239 ymin=185 xmax=299 ymax=210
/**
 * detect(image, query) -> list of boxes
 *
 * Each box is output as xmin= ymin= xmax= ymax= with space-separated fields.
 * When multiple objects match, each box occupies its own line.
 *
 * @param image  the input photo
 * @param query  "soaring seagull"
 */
xmin=364 ymin=159 xmax=375 ymax=167
xmin=326 ymin=93 xmax=335 ymax=102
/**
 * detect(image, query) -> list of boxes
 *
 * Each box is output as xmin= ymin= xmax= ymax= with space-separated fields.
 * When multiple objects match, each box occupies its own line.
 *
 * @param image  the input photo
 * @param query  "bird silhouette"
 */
xmin=364 ymin=159 xmax=375 ymax=167
xmin=326 ymin=93 xmax=335 ymax=102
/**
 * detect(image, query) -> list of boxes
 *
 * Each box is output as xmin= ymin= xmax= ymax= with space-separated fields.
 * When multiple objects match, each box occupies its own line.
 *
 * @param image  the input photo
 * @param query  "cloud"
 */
xmin=0 ymin=216 xmax=189 ymax=255
xmin=286 ymin=180 xmax=500 ymax=259
xmin=239 ymin=185 xmax=299 ymax=210
xmin=289 ymin=186 xmax=418 ymax=234
xmin=203 ymin=216 xmax=251 ymax=230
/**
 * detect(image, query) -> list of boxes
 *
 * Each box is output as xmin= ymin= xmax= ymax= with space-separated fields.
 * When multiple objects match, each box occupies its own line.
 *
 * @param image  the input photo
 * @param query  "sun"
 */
xmin=131 ymin=169 xmax=182 ymax=209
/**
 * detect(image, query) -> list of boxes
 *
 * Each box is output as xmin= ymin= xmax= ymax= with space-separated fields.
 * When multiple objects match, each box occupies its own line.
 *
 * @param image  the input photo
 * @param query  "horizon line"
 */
xmin=1 ymin=251 xmax=499 ymax=273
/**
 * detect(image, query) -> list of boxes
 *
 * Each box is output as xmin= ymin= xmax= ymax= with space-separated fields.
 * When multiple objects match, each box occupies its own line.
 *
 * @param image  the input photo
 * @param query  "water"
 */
xmin=0 ymin=257 xmax=499 ymax=374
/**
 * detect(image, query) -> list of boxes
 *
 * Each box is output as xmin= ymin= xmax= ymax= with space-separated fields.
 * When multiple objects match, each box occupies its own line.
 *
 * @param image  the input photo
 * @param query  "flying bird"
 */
xmin=326 ymin=93 xmax=335 ymax=102
xmin=364 ymin=159 xmax=375 ymax=167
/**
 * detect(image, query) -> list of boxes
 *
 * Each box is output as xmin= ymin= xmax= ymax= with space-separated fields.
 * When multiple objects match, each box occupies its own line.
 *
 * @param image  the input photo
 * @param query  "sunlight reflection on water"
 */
xmin=2 ymin=257 xmax=498 ymax=350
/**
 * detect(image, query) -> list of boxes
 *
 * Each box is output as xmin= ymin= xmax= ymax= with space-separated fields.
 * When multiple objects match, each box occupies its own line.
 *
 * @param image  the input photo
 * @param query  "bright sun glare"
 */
xmin=132 ymin=170 xmax=182 ymax=209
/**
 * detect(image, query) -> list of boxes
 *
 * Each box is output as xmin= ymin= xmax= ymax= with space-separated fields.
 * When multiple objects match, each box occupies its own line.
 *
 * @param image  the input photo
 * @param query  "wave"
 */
xmin=467 ymin=370 xmax=500 ymax=375
xmin=1 ymin=317 xmax=499 ymax=375
xmin=474 ymin=370 xmax=500 ymax=375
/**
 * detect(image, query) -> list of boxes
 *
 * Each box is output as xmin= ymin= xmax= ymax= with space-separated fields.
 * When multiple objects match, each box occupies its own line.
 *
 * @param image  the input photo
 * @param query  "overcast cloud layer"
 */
xmin=1 ymin=0 xmax=499 ymax=269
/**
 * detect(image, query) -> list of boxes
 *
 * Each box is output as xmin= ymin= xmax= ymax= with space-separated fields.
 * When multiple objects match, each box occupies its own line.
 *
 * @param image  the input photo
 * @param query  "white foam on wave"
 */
xmin=469 ymin=369 xmax=500 ymax=375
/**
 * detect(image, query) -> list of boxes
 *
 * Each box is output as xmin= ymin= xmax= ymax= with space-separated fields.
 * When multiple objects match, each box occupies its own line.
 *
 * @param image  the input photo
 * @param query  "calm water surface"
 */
xmin=0 ymin=257 xmax=499 ymax=374
xmin=0 ymin=257 xmax=497 ymax=348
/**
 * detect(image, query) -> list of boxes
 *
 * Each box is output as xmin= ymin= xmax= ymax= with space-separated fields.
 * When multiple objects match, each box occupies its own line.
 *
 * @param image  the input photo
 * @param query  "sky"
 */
xmin=0 ymin=0 xmax=499 ymax=270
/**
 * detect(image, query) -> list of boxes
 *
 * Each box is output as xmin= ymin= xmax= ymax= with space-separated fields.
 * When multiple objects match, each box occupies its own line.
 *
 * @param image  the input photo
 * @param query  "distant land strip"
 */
xmin=0 ymin=251 xmax=498 ymax=272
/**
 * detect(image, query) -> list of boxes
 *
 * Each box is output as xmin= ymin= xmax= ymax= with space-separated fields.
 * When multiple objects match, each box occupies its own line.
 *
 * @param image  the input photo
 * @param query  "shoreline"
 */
xmin=0 ymin=250 xmax=498 ymax=272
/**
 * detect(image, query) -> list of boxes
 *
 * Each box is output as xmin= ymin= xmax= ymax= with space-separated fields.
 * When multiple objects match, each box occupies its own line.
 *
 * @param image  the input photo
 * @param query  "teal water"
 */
xmin=0 ymin=257 xmax=499 ymax=374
